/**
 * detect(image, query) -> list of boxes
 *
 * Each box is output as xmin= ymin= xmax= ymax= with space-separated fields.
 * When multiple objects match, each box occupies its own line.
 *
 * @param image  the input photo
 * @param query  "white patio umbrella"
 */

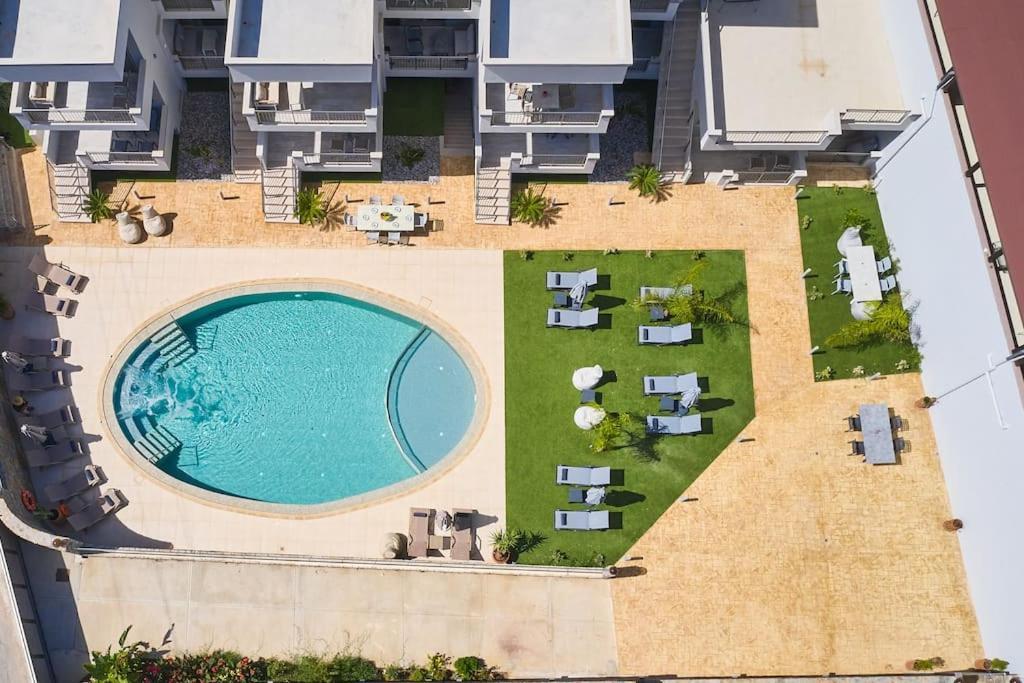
xmin=585 ymin=487 xmax=606 ymax=506
xmin=679 ymin=386 xmax=702 ymax=413
xmin=20 ymin=424 xmax=49 ymax=444
xmin=2 ymin=350 xmax=28 ymax=371
xmin=574 ymin=406 xmax=606 ymax=430
xmin=572 ymin=365 xmax=603 ymax=390
xmin=436 ymin=510 xmax=453 ymax=534
xmin=836 ymin=226 xmax=863 ymax=257
xmin=569 ymin=281 xmax=588 ymax=308
xmin=850 ymin=299 xmax=874 ymax=321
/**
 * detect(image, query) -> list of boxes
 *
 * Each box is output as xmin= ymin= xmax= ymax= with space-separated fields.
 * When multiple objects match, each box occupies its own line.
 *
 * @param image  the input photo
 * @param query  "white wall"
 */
xmin=874 ymin=0 xmax=1024 ymax=667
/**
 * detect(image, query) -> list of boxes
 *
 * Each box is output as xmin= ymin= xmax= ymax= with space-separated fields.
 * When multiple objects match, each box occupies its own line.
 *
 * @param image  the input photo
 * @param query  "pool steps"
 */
xmin=121 ymin=414 xmax=182 ymax=464
xmin=150 ymin=321 xmax=196 ymax=369
xmin=384 ymin=327 xmax=430 ymax=475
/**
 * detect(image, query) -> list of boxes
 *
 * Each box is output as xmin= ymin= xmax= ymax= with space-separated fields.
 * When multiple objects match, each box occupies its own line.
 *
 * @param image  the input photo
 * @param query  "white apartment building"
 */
xmin=0 ymin=0 xmax=227 ymax=221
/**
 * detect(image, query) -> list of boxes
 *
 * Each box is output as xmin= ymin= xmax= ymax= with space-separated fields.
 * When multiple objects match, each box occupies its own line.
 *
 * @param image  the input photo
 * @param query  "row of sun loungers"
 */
xmin=25 ymin=439 xmax=85 ymax=468
xmin=44 ymin=464 xmax=102 ymax=501
xmin=66 ymin=489 xmax=127 ymax=532
xmin=12 ymin=335 xmax=71 ymax=357
xmin=8 ymin=369 xmax=70 ymax=393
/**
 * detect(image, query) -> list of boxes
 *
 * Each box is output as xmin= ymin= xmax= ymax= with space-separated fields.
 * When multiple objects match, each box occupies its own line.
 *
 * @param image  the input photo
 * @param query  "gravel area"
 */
xmin=382 ymin=136 xmax=440 ymax=183
xmin=177 ymin=89 xmax=232 ymax=181
xmin=591 ymin=90 xmax=652 ymax=183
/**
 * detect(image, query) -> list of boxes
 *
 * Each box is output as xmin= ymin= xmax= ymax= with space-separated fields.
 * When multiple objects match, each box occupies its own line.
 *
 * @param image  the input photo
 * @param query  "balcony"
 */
xmin=385 ymin=0 xmax=473 ymax=9
xmin=723 ymin=130 xmax=830 ymax=145
xmin=159 ymin=0 xmax=217 ymax=10
xmin=171 ymin=19 xmax=227 ymax=73
xmin=14 ymin=62 xmax=146 ymax=128
xmin=383 ymin=21 xmax=476 ymax=74
xmin=480 ymin=132 xmax=599 ymax=174
xmin=629 ymin=21 xmax=664 ymax=79
xmin=839 ymin=108 xmax=914 ymax=128
xmin=300 ymin=132 xmax=380 ymax=171
xmin=244 ymin=82 xmax=376 ymax=131
xmin=482 ymin=83 xmax=614 ymax=133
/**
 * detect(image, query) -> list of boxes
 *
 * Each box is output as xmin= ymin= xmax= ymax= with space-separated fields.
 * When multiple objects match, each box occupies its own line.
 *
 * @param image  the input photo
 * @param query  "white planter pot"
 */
xmin=116 ymin=212 xmax=143 ymax=244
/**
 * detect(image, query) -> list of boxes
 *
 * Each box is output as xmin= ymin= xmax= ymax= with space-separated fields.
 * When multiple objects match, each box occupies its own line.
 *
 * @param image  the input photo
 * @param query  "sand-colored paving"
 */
xmin=5 ymin=147 xmax=981 ymax=675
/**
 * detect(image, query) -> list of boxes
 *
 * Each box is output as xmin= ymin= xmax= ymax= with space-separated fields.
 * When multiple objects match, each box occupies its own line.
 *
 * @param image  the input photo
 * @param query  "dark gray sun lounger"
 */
xmin=547 ymin=308 xmax=599 ymax=328
xmin=638 ymin=323 xmax=693 ymax=345
xmin=29 ymin=255 xmax=86 ymax=294
xmin=556 ymin=465 xmax=611 ymax=486
xmin=408 ymin=507 xmax=434 ymax=558
xmin=642 ymin=372 xmax=699 ymax=395
xmin=24 ymin=405 xmax=77 ymax=430
xmin=68 ymin=489 xmax=127 ymax=531
xmin=12 ymin=336 xmax=71 ymax=357
xmin=8 ymin=370 xmax=70 ymax=393
xmin=554 ymin=510 xmax=610 ymax=531
xmin=450 ymin=508 xmax=477 ymax=561
xmin=25 ymin=440 xmax=84 ymax=467
xmin=24 ymin=292 xmax=76 ymax=317
xmin=546 ymin=268 xmax=598 ymax=290
xmin=646 ymin=413 xmax=703 ymax=435
xmin=44 ymin=464 xmax=102 ymax=502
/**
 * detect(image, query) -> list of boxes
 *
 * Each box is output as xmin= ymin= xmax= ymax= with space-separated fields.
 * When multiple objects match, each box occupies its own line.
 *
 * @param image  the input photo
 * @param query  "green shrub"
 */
xmin=425 ymin=653 xmax=451 ymax=680
xmin=510 ymin=187 xmax=550 ymax=226
xmin=453 ymin=656 xmax=495 ymax=681
xmin=626 ymin=164 xmax=666 ymax=200
xmin=83 ymin=626 xmax=150 ymax=683
xmin=989 ymin=658 xmax=1010 ymax=672
xmin=382 ymin=664 xmax=406 ymax=681
xmin=84 ymin=189 xmax=114 ymax=223
xmin=294 ymin=188 xmax=328 ymax=225
xmin=268 ymin=654 xmax=331 ymax=682
xmin=327 ymin=654 xmax=379 ymax=681
xmin=407 ymin=666 xmax=429 ymax=681
xmin=398 ymin=144 xmax=425 ymax=168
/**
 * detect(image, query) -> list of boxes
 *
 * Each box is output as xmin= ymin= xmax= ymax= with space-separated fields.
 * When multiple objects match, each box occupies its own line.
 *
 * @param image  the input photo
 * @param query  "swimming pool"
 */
xmin=107 ymin=287 xmax=478 ymax=507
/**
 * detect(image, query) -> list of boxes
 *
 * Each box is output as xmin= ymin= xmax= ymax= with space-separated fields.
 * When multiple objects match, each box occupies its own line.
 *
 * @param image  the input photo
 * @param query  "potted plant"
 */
xmin=917 ymin=396 xmax=937 ymax=409
xmin=0 ymin=293 xmax=14 ymax=320
xmin=510 ymin=187 xmax=550 ymax=226
xmin=975 ymin=658 xmax=1010 ymax=672
xmin=294 ymin=187 xmax=327 ymax=225
xmin=83 ymin=189 xmax=114 ymax=223
xmin=627 ymin=163 xmax=666 ymax=200
xmin=943 ymin=518 xmax=964 ymax=532
xmin=489 ymin=527 xmax=524 ymax=564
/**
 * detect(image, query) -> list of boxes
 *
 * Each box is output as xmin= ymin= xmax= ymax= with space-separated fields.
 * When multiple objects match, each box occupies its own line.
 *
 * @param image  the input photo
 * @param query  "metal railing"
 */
xmin=385 ymin=0 xmax=472 ymax=9
xmin=158 ymin=0 xmax=215 ymax=10
xmin=736 ymin=170 xmax=798 ymax=184
xmin=631 ymin=0 xmax=674 ymax=11
xmin=23 ymin=108 xmax=136 ymax=124
xmin=387 ymin=55 xmax=471 ymax=71
xmin=725 ymin=129 xmax=829 ymax=144
xmin=840 ymin=108 xmax=912 ymax=125
xmin=491 ymin=111 xmax=603 ymax=126
xmin=806 ymin=151 xmax=873 ymax=165
xmin=302 ymin=153 xmax=373 ymax=166
xmin=254 ymin=109 xmax=367 ymax=125
xmin=532 ymin=154 xmax=589 ymax=168
xmin=86 ymin=151 xmax=159 ymax=165
xmin=177 ymin=54 xmax=225 ymax=70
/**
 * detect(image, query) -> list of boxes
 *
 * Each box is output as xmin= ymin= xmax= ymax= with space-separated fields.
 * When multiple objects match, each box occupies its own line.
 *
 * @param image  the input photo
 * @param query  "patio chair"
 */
xmin=26 ymin=405 xmax=78 ymax=430
xmin=366 ymin=231 xmax=381 ymax=244
xmin=834 ymin=258 xmax=849 ymax=276
xmin=9 ymin=370 xmax=70 ymax=393
xmin=890 ymin=415 xmax=904 ymax=431
xmin=28 ymin=255 xmax=86 ymax=294
xmin=407 ymin=507 xmax=434 ymax=558
xmin=849 ymin=440 xmax=865 ymax=456
xmin=68 ymin=489 xmax=127 ymax=532
xmin=546 ymin=308 xmax=599 ymax=329
xmin=369 ymin=195 xmax=382 ymax=205
xmin=879 ymin=275 xmax=898 ymax=293
xmin=405 ymin=26 xmax=424 ymax=56
xmin=414 ymin=213 xmax=428 ymax=229
xmin=25 ymin=292 xmax=76 ymax=317
xmin=399 ymin=234 xmax=412 ymax=246
xmin=876 ymin=256 xmax=893 ymax=273
xmin=846 ymin=415 xmax=861 ymax=432
xmin=831 ymin=278 xmax=853 ymax=296
xmin=556 ymin=465 xmax=611 ymax=486
xmin=23 ymin=423 xmax=72 ymax=445
xmin=638 ymin=323 xmax=693 ymax=345
xmin=4 ymin=352 xmax=51 ymax=373
xmin=554 ymin=510 xmax=610 ymax=531
xmin=387 ymin=231 xmax=402 ymax=245
xmin=12 ymin=335 xmax=70 ymax=357
xmin=643 ymin=372 xmax=699 ymax=396
xmin=44 ymin=464 xmax=103 ymax=502
xmin=546 ymin=267 xmax=598 ymax=290
xmin=343 ymin=213 xmax=356 ymax=230
xmin=894 ymin=437 xmax=907 ymax=453
xmin=639 ymin=284 xmax=693 ymax=301
xmin=392 ymin=195 xmax=405 ymax=206
xmin=25 ymin=440 xmax=84 ymax=468
xmin=450 ymin=508 xmax=477 ymax=561
xmin=645 ymin=414 xmax=702 ymax=436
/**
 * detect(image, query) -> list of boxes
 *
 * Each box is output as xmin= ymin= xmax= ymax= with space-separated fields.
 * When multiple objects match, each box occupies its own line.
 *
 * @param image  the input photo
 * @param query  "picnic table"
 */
xmin=846 ymin=245 xmax=882 ymax=303
xmin=356 ymin=204 xmax=414 ymax=232
xmin=859 ymin=403 xmax=897 ymax=465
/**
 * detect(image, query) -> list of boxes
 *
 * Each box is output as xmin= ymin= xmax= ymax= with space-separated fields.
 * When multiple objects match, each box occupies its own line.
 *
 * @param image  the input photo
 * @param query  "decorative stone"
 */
xmin=572 ymin=365 xmax=603 ymax=391
xmin=574 ymin=405 xmax=606 ymax=430
xmin=382 ymin=532 xmax=407 ymax=559
xmin=141 ymin=205 xmax=168 ymax=236
xmin=116 ymin=212 xmax=143 ymax=244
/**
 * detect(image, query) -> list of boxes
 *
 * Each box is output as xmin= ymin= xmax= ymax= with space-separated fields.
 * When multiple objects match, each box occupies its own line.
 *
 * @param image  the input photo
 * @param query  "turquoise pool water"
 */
xmin=112 ymin=291 xmax=476 ymax=505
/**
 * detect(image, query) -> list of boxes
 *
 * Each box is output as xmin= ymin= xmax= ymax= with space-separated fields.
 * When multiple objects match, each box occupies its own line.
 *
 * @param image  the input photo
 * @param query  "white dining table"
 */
xmin=859 ymin=403 xmax=897 ymax=465
xmin=846 ymin=245 xmax=882 ymax=303
xmin=356 ymin=204 xmax=415 ymax=232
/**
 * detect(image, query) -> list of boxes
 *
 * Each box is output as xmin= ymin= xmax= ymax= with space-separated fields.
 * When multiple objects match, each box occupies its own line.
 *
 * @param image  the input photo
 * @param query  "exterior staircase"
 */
xmin=230 ymin=81 xmax=262 ymax=184
xmin=442 ymin=80 xmax=475 ymax=157
xmin=150 ymin=321 xmax=197 ymax=370
xmin=652 ymin=0 xmax=701 ymax=180
xmin=261 ymin=164 xmax=299 ymax=223
xmin=46 ymin=160 xmax=91 ymax=222
xmin=474 ymin=163 xmax=510 ymax=225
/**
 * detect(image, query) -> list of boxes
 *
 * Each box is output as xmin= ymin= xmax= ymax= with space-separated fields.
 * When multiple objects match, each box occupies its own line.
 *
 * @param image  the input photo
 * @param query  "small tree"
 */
xmin=510 ymin=187 xmax=550 ymax=225
xmin=84 ymin=626 xmax=151 ymax=683
xmin=825 ymin=296 xmax=912 ymax=349
xmin=294 ymin=187 xmax=327 ymax=225
xmin=84 ymin=189 xmax=114 ymax=223
xmin=627 ymin=164 xmax=666 ymax=200
xmin=591 ymin=412 xmax=642 ymax=453
xmin=989 ymin=658 xmax=1010 ymax=672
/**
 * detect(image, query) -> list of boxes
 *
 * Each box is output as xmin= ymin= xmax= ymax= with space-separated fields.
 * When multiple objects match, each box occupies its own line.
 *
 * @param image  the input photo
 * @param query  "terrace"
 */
xmin=382 ymin=19 xmax=477 ymax=74
xmin=168 ymin=19 xmax=228 ymax=73
xmin=482 ymin=82 xmax=615 ymax=131
xmin=242 ymin=81 xmax=377 ymax=131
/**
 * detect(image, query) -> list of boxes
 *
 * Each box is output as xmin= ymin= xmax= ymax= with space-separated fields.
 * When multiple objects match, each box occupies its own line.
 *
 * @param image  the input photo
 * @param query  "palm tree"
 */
xmin=83 ymin=189 xmax=114 ymax=223
xmin=510 ymin=187 xmax=550 ymax=225
xmin=294 ymin=188 xmax=327 ymax=225
xmin=630 ymin=261 xmax=737 ymax=325
xmin=591 ymin=412 xmax=643 ymax=453
xmin=627 ymin=164 xmax=668 ymax=201
xmin=825 ymin=296 xmax=912 ymax=348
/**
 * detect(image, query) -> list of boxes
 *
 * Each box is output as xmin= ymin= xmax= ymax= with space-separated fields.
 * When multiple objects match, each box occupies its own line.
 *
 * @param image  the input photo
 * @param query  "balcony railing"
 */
xmin=532 ymin=154 xmax=589 ymax=168
xmin=840 ymin=109 xmax=912 ymax=125
xmin=725 ymin=130 xmax=829 ymax=145
xmin=303 ymin=153 xmax=374 ymax=166
xmin=387 ymin=55 xmax=471 ymax=71
xmin=177 ymin=55 xmax=225 ymax=71
xmin=736 ymin=170 xmax=799 ymax=184
xmin=86 ymin=151 xmax=160 ymax=165
xmin=385 ymin=0 xmax=472 ymax=9
xmin=158 ymin=0 xmax=215 ymax=10
xmin=631 ymin=0 xmax=673 ymax=10
xmin=254 ymin=110 xmax=367 ymax=125
xmin=492 ymin=111 xmax=603 ymax=126
xmin=23 ymin=109 xmax=136 ymax=124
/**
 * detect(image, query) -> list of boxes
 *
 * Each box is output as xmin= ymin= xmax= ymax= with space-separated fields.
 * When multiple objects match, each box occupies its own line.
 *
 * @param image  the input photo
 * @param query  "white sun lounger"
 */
xmin=12 ymin=336 xmax=71 ymax=357
xmin=25 ymin=440 xmax=84 ymax=467
xmin=638 ymin=323 xmax=693 ymax=345
xmin=9 ymin=370 xmax=70 ymax=393
xmin=646 ymin=413 xmax=703 ymax=435
xmin=554 ymin=510 xmax=610 ymax=531
xmin=639 ymin=284 xmax=694 ymax=301
xmin=44 ymin=464 xmax=102 ymax=502
xmin=24 ymin=292 xmax=76 ymax=317
xmin=28 ymin=255 xmax=86 ymax=294
xmin=25 ymin=405 xmax=77 ymax=430
xmin=556 ymin=465 xmax=611 ymax=486
xmin=68 ymin=489 xmax=127 ymax=531
xmin=547 ymin=308 xmax=599 ymax=328
xmin=643 ymin=372 xmax=699 ymax=395
xmin=546 ymin=268 xmax=598 ymax=290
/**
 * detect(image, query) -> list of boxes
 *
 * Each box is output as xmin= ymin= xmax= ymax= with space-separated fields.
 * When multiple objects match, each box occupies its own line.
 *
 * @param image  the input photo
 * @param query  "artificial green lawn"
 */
xmin=797 ymin=186 xmax=919 ymax=381
xmin=504 ymin=250 xmax=755 ymax=565
xmin=383 ymin=79 xmax=444 ymax=136
xmin=0 ymin=83 xmax=34 ymax=148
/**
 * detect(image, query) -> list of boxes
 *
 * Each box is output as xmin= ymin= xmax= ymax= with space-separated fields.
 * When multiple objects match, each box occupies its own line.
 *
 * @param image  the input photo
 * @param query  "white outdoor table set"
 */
xmin=356 ymin=204 xmax=414 ymax=232
xmin=845 ymin=245 xmax=883 ymax=303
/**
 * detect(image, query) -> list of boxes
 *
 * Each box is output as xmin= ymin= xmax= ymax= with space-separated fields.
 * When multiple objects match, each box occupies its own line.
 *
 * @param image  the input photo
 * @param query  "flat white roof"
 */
xmin=234 ymin=0 xmax=373 ymax=64
xmin=488 ymin=0 xmax=631 ymax=64
xmin=0 ymin=0 xmax=120 ymax=65
xmin=710 ymin=0 xmax=905 ymax=132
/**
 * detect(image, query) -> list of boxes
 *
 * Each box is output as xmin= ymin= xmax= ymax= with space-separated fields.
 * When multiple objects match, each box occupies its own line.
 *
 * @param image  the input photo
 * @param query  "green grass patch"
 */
xmin=516 ymin=174 xmax=591 ymax=186
xmin=504 ymin=250 xmax=755 ymax=565
xmin=302 ymin=171 xmax=382 ymax=185
xmin=797 ymin=185 xmax=919 ymax=380
xmin=383 ymin=79 xmax=444 ymax=136
xmin=0 ymin=83 xmax=34 ymax=149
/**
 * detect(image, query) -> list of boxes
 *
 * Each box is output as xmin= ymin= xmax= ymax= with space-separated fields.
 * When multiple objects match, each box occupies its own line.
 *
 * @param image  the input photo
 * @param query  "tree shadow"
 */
xmin=315 ymin=201 xmax=349 ymax=233
xmin=604 ymin=490 xmax=646 ymax=508
xmin=613 ymin=565 xmax=648 ymax=578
